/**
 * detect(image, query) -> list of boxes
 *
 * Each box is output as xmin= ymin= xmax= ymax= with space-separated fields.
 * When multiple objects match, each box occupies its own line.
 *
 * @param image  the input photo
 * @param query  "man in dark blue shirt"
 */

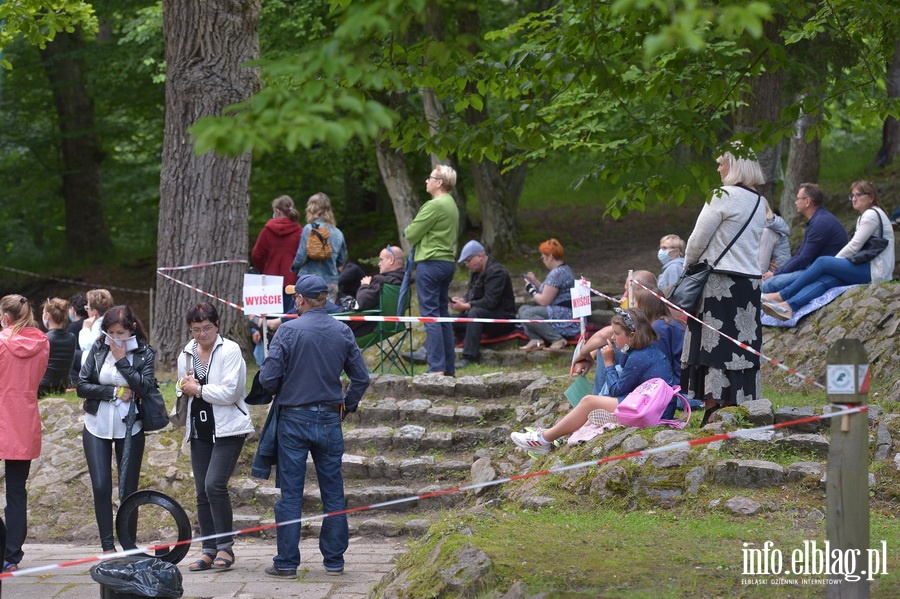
xmin=260 ymin=275 xmax=369 ymax=579
xmin=762 ymin=183 xmax=848 ymax=293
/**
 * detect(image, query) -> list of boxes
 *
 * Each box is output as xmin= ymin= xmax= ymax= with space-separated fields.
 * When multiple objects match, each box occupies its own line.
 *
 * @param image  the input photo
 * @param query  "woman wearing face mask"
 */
xmin=39 ymin=297 xmax=78 ymax=397
xmin=656 ymin=234 xmax=685 ymax=292
xmin=0 ymin=295 xmax=50 ymax=573
xmin=77 ymin=305 xmax=157 ymax=553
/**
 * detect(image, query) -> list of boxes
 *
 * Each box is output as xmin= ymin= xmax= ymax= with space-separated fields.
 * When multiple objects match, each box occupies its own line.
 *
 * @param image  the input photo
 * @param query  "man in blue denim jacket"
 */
xmin=259 ymin=275 xmax=369 ymax=579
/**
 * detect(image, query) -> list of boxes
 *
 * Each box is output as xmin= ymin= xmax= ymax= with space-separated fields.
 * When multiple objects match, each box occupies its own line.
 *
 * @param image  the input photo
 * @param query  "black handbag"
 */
xmin=667 ymin=189 xmax=761 ymax=314
xmin=848 ymin=209 xmax=888 ymax=264
xmin=138 ymin=385 xmax=170 ymax=431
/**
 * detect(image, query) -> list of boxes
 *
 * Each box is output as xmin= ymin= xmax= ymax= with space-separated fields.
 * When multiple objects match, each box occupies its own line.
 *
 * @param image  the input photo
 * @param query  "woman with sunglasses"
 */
xmin=176 ymin=302 xmax=253 ymax=572
xmin=510 ymin=308 xmax=674 ymax=454
xmin=763 ymin=180 xmax=895 ymax=320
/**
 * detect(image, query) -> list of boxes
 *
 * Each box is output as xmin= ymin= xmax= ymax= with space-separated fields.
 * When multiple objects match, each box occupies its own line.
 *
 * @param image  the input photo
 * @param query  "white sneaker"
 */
xmin=511 ymin=429 xmax=553 ymax=454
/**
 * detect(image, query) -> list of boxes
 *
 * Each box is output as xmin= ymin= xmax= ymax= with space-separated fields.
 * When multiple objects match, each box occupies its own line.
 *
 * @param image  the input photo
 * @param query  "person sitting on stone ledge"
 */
xmin=572 ymin=270 xmax=658 ymax=394
xmin=450 ymin=240 xmax=516 ymax=369
xmin=511 ymin=308 xmax=674 ymax=454
xmin=761 ymin=183 xmax=848 ymax=294
xmin=518 ymin=238 xmax=579 ymax=351
xmin=763 ymin=180 xmax=895 ymax=320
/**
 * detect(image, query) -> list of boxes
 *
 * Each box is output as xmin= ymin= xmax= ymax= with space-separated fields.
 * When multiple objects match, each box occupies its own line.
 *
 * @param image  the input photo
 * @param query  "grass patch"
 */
xmin=383 ymin=507 xmax=900 ymax=598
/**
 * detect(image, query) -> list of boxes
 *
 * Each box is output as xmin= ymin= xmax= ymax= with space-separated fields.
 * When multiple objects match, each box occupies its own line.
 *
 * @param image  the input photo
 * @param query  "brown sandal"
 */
xmin=188 ymin=553 xmax=215 ymax=572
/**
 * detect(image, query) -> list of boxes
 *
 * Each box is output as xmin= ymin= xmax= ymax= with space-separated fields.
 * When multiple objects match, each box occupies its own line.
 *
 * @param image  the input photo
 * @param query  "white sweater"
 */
xmin=684 ymin=185 xmax=767 ymax=277
xmin=836 ymin=207 xmax=896 ymax=283
xmin=176 ymin=336 xmax=254 ymax=441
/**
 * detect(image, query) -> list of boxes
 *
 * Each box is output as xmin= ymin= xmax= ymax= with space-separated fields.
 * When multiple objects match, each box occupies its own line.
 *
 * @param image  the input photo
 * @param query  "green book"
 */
xmin=564 ymin=375 xmax=594 ymax=407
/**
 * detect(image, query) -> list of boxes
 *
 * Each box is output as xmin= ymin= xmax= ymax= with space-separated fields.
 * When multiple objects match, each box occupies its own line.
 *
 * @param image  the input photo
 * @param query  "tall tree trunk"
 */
xmin=871 ymin=38 xmax=900 ymax=169
xmin=375 ymin=138 xmax=420 ymax=254
xmin=471 ymin=161 xmax=525 ymax=255
xmin=155 ymin=0 xmax=260 ymax=368
xmin=779 ymin=95 xmax=820 ymax=223
xmin=39 ymin=29 xmax=113 ymax=257
xmin=734 ymin=20 xmax=784 ymax=203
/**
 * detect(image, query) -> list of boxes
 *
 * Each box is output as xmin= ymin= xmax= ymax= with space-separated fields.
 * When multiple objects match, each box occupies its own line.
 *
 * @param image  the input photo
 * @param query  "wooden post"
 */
xmin=826 ymin=338 xmax=869 ymax=598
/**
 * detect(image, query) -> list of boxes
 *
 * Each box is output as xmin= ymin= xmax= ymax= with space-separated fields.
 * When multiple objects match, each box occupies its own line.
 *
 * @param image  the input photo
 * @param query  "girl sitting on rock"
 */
xmin=510 ymin=308 xmax=674 ymax=454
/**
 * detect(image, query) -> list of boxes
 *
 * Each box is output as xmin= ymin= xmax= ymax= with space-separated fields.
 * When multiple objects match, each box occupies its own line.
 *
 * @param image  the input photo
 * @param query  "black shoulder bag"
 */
xmin=667 ymin=190 xmax=761 ymax=314
xmin=847 ymin=208 xmax=889 ymax=264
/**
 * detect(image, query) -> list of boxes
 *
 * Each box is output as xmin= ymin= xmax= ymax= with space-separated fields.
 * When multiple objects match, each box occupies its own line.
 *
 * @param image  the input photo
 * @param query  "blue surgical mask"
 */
xmin=658 ymin=249 xmax=672 ymax=265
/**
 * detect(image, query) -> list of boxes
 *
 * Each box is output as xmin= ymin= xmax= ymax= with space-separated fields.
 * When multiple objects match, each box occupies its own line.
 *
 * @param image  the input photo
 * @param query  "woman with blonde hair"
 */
xmin=291 ymin=192 xmax=347 ymax=299
xmin=681 ymin=145 xmax=766 ymax=421
xmin=253 ymin=195 xmax=302 ymax=311
xmin=39 ymin=297 xmax=77 ymax=397
xmin=78 ymin=289 xmax=114 ymax=366
xmin=0 ymin=295 xmax=50 ymax=572
xmin=517 ymin=238 xmax=579 ymax=351
xmin=404 ymin=164 xmax=460 ymax=375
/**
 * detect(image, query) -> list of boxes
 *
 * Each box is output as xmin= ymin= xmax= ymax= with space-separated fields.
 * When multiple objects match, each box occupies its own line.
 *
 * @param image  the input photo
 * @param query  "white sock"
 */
xmin=538 ymin=430 xmax=550 ymax=444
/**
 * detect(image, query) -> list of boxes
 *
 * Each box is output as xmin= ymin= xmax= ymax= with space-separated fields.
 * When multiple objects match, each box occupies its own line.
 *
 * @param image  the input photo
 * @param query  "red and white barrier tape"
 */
xmin=624 ymin=280 xmax=826 ymax=390
xmin=0 ymin=265 xmax=151 ymax=295
xmin=156 ymin=259 xmax=248 ymax=272
xmin=0 ymin=405 xmax=866 ymax=580
xmin=158 ymin=271 xmax=580 ymax=323
xmin=156 ymin=271 xmax=245 ymax=312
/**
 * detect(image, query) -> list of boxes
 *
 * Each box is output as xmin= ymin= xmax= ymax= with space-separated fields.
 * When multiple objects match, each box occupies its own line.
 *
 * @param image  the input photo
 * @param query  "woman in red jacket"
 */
xmin=252 ymin=195 xmax=302 ymax=312
xmin=0 ymin=294 xmax=50 ymax=572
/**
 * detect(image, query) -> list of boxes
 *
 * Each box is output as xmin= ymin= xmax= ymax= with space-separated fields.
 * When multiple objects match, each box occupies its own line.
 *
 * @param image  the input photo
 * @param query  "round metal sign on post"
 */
xmin=115 ymin=490 xmax=192 ymax=565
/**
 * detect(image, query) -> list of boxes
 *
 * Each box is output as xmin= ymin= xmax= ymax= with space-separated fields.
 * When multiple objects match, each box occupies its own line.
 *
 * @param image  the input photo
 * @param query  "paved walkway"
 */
xmin=2 ymin=537 xmax=405 ymax=599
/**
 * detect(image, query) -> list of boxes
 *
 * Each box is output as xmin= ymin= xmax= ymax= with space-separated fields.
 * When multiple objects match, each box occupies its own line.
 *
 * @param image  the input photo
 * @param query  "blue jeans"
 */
xmin=274 ymin=408 xmax=347 ymax=572
xmin=416 ymin=260 xmax=456 ymax=374
xmin=779 ymin=256 xmax=870 ymax=310
xmin=191 ymin=435 xmax=246 ymax=553
xmin=761 ymin=269 xmax=804 ymax=294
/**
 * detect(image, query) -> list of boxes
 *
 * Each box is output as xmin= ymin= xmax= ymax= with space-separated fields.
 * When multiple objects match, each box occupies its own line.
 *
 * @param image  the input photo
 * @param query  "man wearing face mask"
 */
xmin=656 ymin=234 xmax=686 ymax=292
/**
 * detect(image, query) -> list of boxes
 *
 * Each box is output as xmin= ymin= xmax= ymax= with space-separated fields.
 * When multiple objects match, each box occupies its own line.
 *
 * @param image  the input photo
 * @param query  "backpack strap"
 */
xmin=658 ymin=389 xmax=691 ymax=429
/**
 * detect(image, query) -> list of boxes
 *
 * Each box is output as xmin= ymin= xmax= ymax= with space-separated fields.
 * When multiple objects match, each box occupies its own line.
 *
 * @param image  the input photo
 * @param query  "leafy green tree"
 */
xmin=193 ymin=0 xmax=900 ymax=228
xmin=0 ymin=0 xmax=97 ymax=69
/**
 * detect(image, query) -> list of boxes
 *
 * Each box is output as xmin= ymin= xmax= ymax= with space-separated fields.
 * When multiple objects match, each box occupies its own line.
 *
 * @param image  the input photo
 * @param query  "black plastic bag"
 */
xmin=90 ymin=557 xmax=183 ymax=598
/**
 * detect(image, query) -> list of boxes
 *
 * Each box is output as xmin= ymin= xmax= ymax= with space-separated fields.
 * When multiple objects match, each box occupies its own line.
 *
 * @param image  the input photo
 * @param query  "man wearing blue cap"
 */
xmin=450 ymin=240 xmax=516 ymax=368
xmin=259 ymin=274 xmax=369 ymax=579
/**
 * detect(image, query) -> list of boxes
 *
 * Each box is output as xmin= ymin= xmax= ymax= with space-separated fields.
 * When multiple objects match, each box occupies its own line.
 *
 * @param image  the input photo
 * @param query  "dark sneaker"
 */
xmin=265 ymin=565 xmax=297 ymax=578
xmin=456 ymin=356 xmax=478 ymax=369
xmin=401 ymin=347 xmax=428 ymax=363
xmin=325 ymin=567 xmax=344 ymax=576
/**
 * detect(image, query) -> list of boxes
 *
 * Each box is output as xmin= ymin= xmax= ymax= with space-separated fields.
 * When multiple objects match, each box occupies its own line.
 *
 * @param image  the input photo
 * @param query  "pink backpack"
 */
xmin=614 ymin=378 xmax=691 ymax=429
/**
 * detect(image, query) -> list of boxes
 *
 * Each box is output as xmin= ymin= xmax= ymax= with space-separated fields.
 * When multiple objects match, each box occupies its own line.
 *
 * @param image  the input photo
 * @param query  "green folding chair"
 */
xmin=353 ymin=283 xmax=414 ymax=375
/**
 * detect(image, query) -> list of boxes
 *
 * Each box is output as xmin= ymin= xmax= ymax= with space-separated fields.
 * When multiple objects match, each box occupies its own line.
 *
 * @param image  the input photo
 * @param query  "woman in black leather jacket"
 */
xmin=76 ymin=305 xmax=157 ymax=553
xmin=39 ymin=297 xmax=77 ymax=397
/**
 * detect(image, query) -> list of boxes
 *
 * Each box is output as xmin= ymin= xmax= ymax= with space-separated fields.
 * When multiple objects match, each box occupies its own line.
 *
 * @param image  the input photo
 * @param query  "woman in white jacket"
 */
xmin=176 ymin=302 xmax=253 ymax=572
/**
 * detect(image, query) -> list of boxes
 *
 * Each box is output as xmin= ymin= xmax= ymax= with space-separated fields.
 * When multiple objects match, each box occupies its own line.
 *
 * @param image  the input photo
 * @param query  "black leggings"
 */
xmin=82 ymin=428 xmax=145 ymax=551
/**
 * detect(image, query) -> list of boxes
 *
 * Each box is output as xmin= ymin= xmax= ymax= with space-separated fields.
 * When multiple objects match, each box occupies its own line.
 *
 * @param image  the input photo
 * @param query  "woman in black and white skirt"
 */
xmin=681 ymin=145 xmax=767 ymax=422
